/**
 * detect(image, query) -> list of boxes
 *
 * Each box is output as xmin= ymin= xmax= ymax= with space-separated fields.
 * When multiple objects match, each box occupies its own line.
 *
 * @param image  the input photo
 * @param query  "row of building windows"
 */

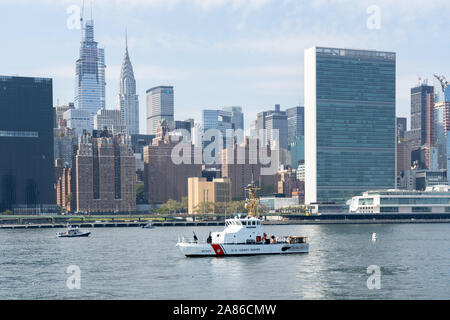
xmin=0 ymin=130 xmax=38 ymax=138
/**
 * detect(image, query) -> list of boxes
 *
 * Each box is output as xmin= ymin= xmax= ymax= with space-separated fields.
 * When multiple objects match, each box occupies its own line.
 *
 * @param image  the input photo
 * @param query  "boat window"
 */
xmin=242 ymin=221 xmax=247 ymax=225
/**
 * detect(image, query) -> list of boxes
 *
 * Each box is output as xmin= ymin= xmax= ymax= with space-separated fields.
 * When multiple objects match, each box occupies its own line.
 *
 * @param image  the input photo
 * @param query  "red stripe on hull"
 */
xmin=211 ymin=244 xmax=225 ymax=255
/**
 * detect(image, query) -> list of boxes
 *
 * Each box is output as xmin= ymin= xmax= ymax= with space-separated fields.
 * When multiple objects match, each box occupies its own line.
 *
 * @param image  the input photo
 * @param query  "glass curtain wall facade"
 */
xmin=305 ymin=47 xmax=396 ymax=204
xmin=146 ymin=86 xmax=174 ymax=135
xmin=0 ymin=76 xmax=55 ymax=213
xmin=75 ymin=20 xmax=106 ymax=123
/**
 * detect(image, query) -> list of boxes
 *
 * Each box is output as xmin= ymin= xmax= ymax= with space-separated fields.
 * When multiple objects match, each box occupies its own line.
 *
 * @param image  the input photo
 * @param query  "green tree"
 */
xmin=180 ymin=197 xmax=188 ymax=213
xmin=136 ymin=183 xmax=146 ymax=204
xmin=1 ymin=209 xmax=13 ymax=216
xmin=193 ymin=202 xmax=214 ymax=214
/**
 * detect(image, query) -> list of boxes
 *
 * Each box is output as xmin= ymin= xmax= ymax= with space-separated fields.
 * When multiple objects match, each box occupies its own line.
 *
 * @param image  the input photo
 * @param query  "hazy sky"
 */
xmin=1 ymin=0 xmax=450 ymax=133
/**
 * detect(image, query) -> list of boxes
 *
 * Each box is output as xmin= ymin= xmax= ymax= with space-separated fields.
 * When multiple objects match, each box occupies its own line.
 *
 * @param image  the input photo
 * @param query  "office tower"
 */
xmin=63 ymin=108 xmax=92 ymax=137
xmin=290 ymin=135 xmax=304 ymax=167
xmin=221 ymin=138 xmax=277 ymax=199
xmin=188 ymin=177 xmax=232 ymax=214
xmin=287 ymin=106 xmax=305 ymax=144
xmin=256 ymin=104 xmax=288 ymax=149
xmin=222 ymin=106 xmax=244 ymax=131
xmin=54 ymin=126 xmax=77 ymax=167
xmin=117 ymin=34 xmax=139 ymax=135
xmin=202 ymin=109 xmax=233 ymax=149
xmin=0 ymin=76 xmax=56 ymax=214
xmin=304 ymin=47 xmax=396 ymax=204
xmin=94 ymin=109 xmax=126 ymax=134
xmin=74 ymin=18 xmax=106 ymax=123
xmin=146 ymin=86 xmax=174 ymax=135
xmin=396 ymin=117 xmax=407 ymax=139
xmin=410 ymin=83 xmax=434 ymax=149
xmin=143 ymin=121 xmax=202 ymax=204
xmin=71 ymin=132 xmax=136 ymax=213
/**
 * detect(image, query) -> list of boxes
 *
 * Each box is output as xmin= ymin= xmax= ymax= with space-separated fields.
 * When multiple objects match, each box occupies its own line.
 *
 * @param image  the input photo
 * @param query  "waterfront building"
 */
xmin=0 ymin=76 xmax=56 ymax=214
xmin=73 ymin=132 xmax=136 ymax=213
xmin=146 ymin=86 xmax=174 ymax=135
xmin=287 ymin=106 xmax=304 ymax=144
xmin=74 ymin=18 xmax=106 ymax=123
xmin=304 ymin=47 xmax=396 ymax=204
xmin=221 ymin=138 xmax=277 ymax=199
xmin=349 ymin=186 xmax=450 ymax=213
xmin=116 ymin=34 xmax=139 ymax=135
xmin=260 ymin=195 xmax=299 ymax=212
xmin=93 ymin=109 xmax=126 ymax=134
xmin=143 ymin=121 xmax=202 ymax=204
xmin=63 ymin=108 xmax=92 ymax=137
xmin=188 ymin=177 xmax=231 ymax=214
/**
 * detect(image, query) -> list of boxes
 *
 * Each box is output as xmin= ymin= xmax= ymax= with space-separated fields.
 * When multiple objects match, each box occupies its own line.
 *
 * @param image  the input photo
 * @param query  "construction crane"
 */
xmin=434 ymin=74 xmax=449 ymax=92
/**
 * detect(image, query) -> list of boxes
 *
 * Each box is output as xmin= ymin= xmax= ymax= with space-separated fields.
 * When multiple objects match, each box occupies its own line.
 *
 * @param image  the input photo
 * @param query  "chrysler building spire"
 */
xmin=117 ymin=31 xmax=139 ymax=135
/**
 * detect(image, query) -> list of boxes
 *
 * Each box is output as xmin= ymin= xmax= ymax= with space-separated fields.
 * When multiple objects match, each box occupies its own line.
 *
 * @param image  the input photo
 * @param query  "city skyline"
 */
xmin=2 ymin=1 xmax=450 ymax=133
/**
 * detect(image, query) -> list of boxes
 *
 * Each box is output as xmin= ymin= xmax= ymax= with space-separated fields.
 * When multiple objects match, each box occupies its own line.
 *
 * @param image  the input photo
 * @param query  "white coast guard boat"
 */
xmin=57 ymin=225 xmax=90 ymax=238
xmin=176 ymin=182 xmax=309 ymax=257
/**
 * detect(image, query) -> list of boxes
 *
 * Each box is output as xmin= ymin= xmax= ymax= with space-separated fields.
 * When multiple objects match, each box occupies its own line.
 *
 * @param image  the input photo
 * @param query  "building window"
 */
xmin=0 ymin=130 xmax=38 ymax=138
xmin=380 ymin=207 xmax=399 ymax=213
xmin=412 ymin=207 xmax=432 ymax=213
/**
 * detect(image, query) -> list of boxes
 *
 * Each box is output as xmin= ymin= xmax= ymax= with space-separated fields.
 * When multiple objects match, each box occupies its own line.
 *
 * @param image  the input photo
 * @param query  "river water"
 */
xmin=1 ymin=223 xmax=449 ymax=299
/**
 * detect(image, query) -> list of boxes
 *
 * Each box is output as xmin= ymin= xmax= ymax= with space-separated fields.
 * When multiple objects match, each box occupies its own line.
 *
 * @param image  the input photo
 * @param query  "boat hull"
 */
xmin=57 ymin=232 xmax=91 ymax=238
xmin=176 ymin=242 xmax=309 ymax=257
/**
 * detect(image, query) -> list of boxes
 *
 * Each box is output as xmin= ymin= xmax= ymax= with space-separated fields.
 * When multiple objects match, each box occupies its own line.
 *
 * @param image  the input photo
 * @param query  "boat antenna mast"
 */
xmin=245 ymin=171 xmax=261 ymax=218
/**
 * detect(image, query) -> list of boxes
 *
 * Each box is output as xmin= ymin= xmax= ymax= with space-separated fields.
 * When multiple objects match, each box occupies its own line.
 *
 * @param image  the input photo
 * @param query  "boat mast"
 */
xmin=245 ymin=180 xmax=261 ymax=218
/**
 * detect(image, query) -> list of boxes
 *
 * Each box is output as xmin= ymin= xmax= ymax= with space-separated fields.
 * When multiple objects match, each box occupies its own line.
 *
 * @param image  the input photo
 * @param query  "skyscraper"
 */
xmin=74 ymin=18 xmax=106 ymax=123
xmin=304 ymin=47 xmax=396 ymax=204
xmin=0 ymin=76 xmax=56 ymax=214
xmin=221 ymin=106 xmax=244 ymax=131
xmin=256 ymin=104 xmax=288 ymax=149
xmin=117 ymin=33 xmax=139 ymax=135
xmin=146 ymin=86 xmax=174 ymax=135
xmin=286 ymin=106 xmax=304 ymax=144
xmin=410 ymin=83 xmax=434 ymax=149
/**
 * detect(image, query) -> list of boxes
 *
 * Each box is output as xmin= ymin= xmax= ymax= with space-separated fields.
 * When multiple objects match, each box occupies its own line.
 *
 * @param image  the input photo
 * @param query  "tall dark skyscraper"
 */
xmin=0 ymin=76 xmax=56 ymax=214
xmin=305 ymin=47 xmax=396 ymax=204
xmin=410 ymin=83 xmax=434 ymax=149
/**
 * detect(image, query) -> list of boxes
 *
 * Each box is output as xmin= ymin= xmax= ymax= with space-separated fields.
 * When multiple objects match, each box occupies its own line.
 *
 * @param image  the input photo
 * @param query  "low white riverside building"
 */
xmin=349 ymin=186 xmax=450 ymax=214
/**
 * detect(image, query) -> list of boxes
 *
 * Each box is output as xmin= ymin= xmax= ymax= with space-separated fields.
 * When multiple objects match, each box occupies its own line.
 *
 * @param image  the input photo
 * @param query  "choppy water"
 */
xmin=1 ymin=223 xmax=449 ymax=299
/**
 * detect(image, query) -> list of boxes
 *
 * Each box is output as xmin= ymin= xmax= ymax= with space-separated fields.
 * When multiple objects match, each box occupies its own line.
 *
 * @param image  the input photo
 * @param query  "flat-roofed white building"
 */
xmin=349 ymin=186 xmax=450 ymax=213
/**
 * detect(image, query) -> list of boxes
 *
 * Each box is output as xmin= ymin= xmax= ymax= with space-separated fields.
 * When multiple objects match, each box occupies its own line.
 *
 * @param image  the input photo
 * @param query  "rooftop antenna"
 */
xmin=90 ymin=0 xmax=93 ymax=20
xmin=80 ymin=0 xmax=85 ymax=39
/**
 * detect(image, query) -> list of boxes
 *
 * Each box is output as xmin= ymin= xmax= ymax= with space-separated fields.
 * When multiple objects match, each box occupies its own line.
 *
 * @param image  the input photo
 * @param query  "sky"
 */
xmin=1 ymin=0 xmax=450 ymax=134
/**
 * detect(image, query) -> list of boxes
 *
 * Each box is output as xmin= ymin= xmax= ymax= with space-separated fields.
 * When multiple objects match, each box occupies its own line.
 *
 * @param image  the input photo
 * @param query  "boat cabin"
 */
xmin=211 ymin=215 xmax=265 ymax=244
